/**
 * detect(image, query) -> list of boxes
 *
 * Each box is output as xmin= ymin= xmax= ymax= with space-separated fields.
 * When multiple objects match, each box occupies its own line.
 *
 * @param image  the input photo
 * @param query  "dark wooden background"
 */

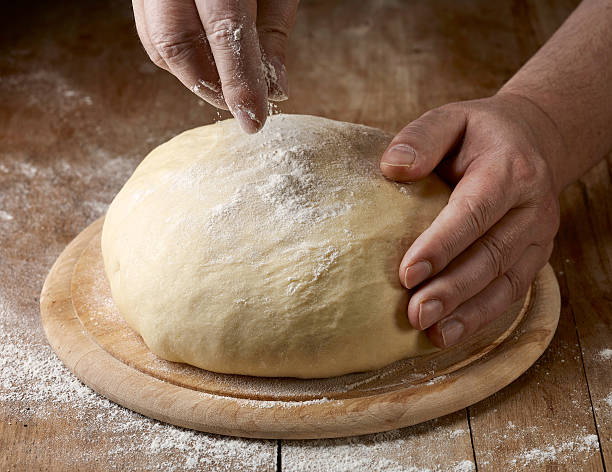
xmin=1 ymin=0 xmax=610 ymax=470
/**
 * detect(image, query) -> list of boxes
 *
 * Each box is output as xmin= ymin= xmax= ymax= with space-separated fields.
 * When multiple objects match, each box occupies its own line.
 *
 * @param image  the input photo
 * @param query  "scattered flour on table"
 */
xmin=453 ymin=461 xmax=475 ymax=472
xmin=598 ymin=348 xmax=612 ymax=360
xmin=282 ymin=420 xmax=475 ymax=472
xmin=0 ymin=293 xmax=274 ymax=471
xmin=0 ymin=210 xmax=14 ymax=221
xmin=0 ymin=149 xmax=273 ymax=470
xmin=510 ymin=434 xmax=599 ymax=467
xmin=475 ymin=420 xmax=601 ymax=469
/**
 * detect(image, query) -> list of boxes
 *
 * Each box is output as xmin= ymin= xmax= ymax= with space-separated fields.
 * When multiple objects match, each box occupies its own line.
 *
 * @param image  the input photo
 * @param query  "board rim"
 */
xmin=40 ymin=218 xmax=561 ymax=439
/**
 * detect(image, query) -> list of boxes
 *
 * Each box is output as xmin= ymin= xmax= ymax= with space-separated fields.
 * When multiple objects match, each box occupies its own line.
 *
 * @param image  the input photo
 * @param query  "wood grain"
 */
xmin=468 ymin=240 xmax=604 ymax=471
xmin=558 ymin=158 xmax=612 ymax=466
xmin=465 ymin=2 xmax=608 ymax=471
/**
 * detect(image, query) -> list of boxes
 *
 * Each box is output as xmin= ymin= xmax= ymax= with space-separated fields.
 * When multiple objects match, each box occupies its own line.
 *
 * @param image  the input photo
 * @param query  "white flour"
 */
xmin=0 ymin=210 xmax=14 ymax=220
xmin=282 ymin=418 xmax=475 ymax=472
xmin=598 ymin=348 xmax=612 ymax=360
xmin=474 ymin=421 xmax=601 ymax=469
xmin=510 ymin=434 xmax=599 ymax=467
xmin=604 ymin=392 xmax=612 ymax=409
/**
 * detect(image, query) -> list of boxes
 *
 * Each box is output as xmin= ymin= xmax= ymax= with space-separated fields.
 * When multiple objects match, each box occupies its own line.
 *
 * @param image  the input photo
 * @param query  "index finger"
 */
xmin=400 ymin=162 xmax=519 ymax=288
xmin=197 ymin=0 xmax=268 ymax=133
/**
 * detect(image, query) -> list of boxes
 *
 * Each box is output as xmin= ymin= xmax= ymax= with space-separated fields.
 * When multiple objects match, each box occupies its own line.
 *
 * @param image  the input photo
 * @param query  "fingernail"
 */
xmin=403 ymin=260 xmax=432 ymax=289
xmin=264 ymin=57 xmax=289 ymax=102
xmin=418 ymin=299 xmax=443 ymax=329
xmin=232 ymin=105 xmax=263 ymax=134
xmin=440 ymin=319 xmax=464 ymax=347
xmin=381 ymin=144 xmax=416 ymax=167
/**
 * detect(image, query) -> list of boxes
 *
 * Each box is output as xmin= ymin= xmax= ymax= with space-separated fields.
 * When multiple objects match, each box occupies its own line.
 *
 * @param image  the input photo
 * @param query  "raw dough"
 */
xmin=101 ymin=114 xmax=450 ymax=378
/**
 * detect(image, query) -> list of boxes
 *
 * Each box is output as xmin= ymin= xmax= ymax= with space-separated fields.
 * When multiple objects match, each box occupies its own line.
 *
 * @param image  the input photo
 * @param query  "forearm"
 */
xmin=499 ymin=0 xmax=612 ymax=192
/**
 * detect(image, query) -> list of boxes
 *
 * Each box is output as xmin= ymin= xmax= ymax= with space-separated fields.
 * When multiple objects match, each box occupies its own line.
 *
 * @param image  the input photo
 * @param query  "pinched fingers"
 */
xmin=426 ymin=242 xmax=553 ymax=348
xmin=196 ymin=0 xmax=268 ymax=133
xmin=140 ymin=0 xmax=227 ymax=109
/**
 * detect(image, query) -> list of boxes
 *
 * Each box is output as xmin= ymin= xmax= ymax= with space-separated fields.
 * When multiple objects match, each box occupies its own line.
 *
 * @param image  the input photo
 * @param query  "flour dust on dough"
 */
xmin=101 ymin=114 xmax=450 ymax=378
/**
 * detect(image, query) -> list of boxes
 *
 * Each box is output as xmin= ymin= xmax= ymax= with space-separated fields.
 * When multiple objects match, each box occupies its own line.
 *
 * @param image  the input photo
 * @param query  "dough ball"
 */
xmin=101 ymin=114 xmax=450 ymax=378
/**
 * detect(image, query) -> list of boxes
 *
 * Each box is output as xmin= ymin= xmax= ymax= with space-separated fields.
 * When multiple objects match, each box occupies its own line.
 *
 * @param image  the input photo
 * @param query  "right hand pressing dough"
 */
xmin=101 ymin=114 xmax=450 ymax=378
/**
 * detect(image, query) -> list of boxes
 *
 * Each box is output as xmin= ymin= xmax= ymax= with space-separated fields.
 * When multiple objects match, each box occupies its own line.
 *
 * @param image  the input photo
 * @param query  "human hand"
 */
xmin=133 ymin=0 xmax=298 ymax=133
xmin=380 ymin=93 xmax=565 ymax=348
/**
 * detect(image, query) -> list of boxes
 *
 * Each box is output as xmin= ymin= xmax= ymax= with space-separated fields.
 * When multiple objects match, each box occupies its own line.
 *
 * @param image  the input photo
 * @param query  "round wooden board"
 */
xmin=40 ymin=218 xmax=560 ymax=439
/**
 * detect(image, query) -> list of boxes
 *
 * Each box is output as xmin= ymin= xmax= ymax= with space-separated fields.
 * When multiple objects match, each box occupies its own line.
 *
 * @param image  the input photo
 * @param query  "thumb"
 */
xmin=257 ymin=0 xmax=298 ymax=101
xmin=380 ymin=105 xmax=467 ymax=182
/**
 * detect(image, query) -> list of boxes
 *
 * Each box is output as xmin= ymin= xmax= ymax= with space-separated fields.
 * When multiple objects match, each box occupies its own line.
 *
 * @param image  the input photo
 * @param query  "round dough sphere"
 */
xmin=101 ymin=114 xmax=450 ymax=378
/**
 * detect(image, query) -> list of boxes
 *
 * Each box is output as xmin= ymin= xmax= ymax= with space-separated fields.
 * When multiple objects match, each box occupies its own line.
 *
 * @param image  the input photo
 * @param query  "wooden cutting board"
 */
xmin=40 ymin=217 xmax=560 ymax=439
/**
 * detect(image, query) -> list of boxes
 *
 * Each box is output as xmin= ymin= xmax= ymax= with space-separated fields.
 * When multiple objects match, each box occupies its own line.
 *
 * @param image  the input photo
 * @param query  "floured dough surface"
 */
xmin=101 ymin=114 xmax=450 ymax=378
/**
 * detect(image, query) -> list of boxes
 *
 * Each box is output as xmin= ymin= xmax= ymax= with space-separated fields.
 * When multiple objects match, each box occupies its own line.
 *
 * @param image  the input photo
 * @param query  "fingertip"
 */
xmin=406 ymin=298 xmax=422 ymax=330
xmin=224 ymin=77 xmax=269 ymax=133
xmin=233 ymin=105 xmax=266 ymax=133
xmin=263 ymin=55 xmax=289 ymax=102
xmin=191 ymin=78 xmax=229 ymax=110
xmin=400 ymin=260 xmax=432 ymax=290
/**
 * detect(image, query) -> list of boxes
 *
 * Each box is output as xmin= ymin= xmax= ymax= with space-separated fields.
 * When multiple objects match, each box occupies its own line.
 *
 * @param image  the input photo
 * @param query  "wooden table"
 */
xmin=1 ymin=0 xmax=610 ymax=470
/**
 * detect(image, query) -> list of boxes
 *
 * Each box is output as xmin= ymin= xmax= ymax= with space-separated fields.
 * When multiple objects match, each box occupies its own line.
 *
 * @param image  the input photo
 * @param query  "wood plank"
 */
xmin=284 ymin=0 xmax=530 ymax=132
xmin=557 ymin=157 xmax=612 ymax=467
xmin=467 ymin=1 xmax=604 ymax=470
xmin=0 ymin=0 xmax=275 ymax=470
xmin=523 ymin=0 xmax=611 ymax=467
xmin=468 ymin=238 xmax=604 ymax=471
xmin=2 ymin=0 xmax=609 ymax=467
xmin=0 ymin=410 xmax=277 ymax=472
xmin=282 ymin=411 xmax=476 ymax=472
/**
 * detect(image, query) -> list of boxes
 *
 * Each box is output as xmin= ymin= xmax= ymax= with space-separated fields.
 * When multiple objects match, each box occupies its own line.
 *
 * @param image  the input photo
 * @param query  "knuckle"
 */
xmin=397 ymin=121 xmax=433 ymax=154
xmin=502 ymin=269 xmax=526 ymax=301
xmin=437 ymin=234 xmax=460 ymax=269
xmin=477 ymin=233 xmax=509 ymax=276
xmin=423 ymin=103 xmax=464 ymax=122
xmin=258 ymin=19 xmax=291 ymax=40
xmin=421 ymin=106 xmax=451 ymax=122
xmin=206 ymin=14 xmax=245 ymax=46
xmin=147 ymin=50 xmax=168 ymax=70
xmin=398 ymin=108 xmax=448 ymax=154
xmin=511 ymin=154 xmax=538 ymax=184
xmin=259 ymin=27 xmax=290 ymax=56
xmin=149 ymin=30 xmax=200 ymax=63
xmin=447 ymin=276 xmax=471 ymax=305
xmin=458 ymin=195 xmax=495 ymax=236
xmin=463 ymin=302 xmax=490 ymax=335
xmin=529 ymin=196 xmax=560 ymax=244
